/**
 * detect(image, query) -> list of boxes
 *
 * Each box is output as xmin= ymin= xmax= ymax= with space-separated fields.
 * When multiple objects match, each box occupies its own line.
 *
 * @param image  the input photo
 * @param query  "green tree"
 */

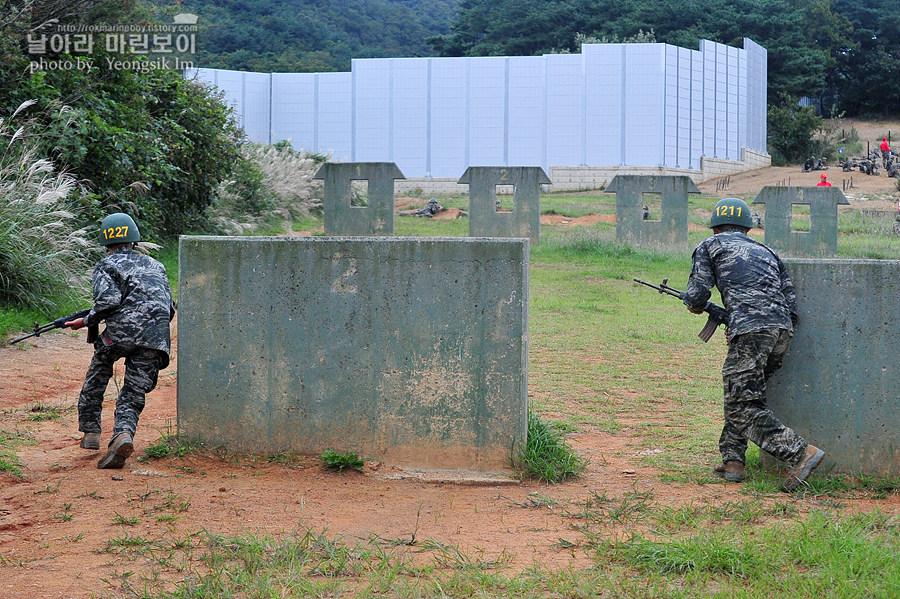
xmin=767 ymin=94 xmax=824 ymax=165
xmin=432 ymin=0 xmax=876 ymax=112
xmin=1 ymin=0 xmax=245 ymax=240
xmin=832 ymin=0 xmax=900 ymax=116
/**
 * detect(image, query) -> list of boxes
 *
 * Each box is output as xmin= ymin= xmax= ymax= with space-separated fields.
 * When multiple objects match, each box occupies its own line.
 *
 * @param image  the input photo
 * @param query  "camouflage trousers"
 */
xmin=719 ymin=328 xmax=807 ymax=466
xmin=78 ymin=342 xmax=166 ymax=438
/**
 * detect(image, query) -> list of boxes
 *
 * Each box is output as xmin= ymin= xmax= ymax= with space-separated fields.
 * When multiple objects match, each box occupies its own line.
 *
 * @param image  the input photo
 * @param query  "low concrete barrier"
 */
xmin=177 ymin=236 xmax=529 ymax=473
xmin=766 ymin=259 xmax=900 ymax=476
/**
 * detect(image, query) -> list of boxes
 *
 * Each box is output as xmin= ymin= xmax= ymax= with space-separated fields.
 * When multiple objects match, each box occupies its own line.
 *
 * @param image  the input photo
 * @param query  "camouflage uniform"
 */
xmin=683 ymin=230 xmax=808 ymax=466
xmin=77 ymin=247 xmax=175 ymax=439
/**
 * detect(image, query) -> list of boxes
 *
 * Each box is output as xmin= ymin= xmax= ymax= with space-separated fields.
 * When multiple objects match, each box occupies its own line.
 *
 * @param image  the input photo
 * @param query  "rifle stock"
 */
xmin=634 ymin=278 xmax=728 ymax=343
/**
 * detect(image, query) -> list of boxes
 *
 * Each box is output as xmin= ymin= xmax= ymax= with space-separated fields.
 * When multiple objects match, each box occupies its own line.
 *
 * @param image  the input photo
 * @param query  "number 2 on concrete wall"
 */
xmin=330 ymin=251 xmax=358 ymax=294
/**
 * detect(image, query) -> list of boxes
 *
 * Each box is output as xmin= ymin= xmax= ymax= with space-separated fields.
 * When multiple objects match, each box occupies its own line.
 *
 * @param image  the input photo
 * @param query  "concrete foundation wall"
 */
xmin=392 ymin=150 xmax=770 ymax=195
xmin=177 ymin=237 xmax=529 ymax=473
xmin=766 ymin=259 xmax=900 ymax=476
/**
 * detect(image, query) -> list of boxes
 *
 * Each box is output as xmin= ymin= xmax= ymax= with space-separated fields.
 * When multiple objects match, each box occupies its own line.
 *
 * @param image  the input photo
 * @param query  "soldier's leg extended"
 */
xmin=721 ymin=329 xmax=807 ymax=465
xmin=78 ymin=344 xmax=125 ymax=434
xmin=112 ymin=346 xmax=165 ymax=438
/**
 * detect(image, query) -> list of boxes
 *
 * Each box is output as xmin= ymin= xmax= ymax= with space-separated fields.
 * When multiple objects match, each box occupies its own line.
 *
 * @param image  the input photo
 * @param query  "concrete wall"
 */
xmin=177 ymin=236 xmax=529 ymax=473
xmin=392 ymin=150 xmax=771 ymax=195
xmin=606 ymin=175 xmax=700 ymax=249
xmin=753 ymin=186 xmax=849 ymax=257
xmin=766 ymin=259 xmax=900 ymax=476
xmin=462 ymin=166 xmax=550 ymax=244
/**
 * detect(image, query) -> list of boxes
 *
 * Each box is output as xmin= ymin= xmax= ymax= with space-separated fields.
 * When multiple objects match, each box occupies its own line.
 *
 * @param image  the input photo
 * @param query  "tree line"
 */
xmin=430 ymin=0 xmax=899 ymax=118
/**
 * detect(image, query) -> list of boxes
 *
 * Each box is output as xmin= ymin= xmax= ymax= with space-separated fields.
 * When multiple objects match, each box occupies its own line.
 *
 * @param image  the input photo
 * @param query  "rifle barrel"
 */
xmin=7 ymin=308 xmax=91 ymax=345
xmin=633 ymin=278 xmax=682 ymax=299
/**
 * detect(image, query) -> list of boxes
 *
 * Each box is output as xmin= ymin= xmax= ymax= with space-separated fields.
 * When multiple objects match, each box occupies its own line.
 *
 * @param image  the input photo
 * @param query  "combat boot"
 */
xmin=782 ymin=444 xmax=825 ymax=492
xmin=97 ymin=432 xmax=134 ymax=469
xmin=80 ymin=432 xmax=100 ymax=450
xmin=712 ymin=461 xmax=744 ymax=482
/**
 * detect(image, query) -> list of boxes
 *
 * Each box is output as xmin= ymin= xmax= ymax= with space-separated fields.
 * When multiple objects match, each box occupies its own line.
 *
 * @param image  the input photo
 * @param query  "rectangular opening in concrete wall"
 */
xmin=791 ymin=202 xmax=810 ymax=232
xmin=351 ymin=180 xmax=369 ymax=207
xmin=642 ymin=192 xmax=662 ymax=222
xmin=496 ymin=184 xmax=516 ymax=211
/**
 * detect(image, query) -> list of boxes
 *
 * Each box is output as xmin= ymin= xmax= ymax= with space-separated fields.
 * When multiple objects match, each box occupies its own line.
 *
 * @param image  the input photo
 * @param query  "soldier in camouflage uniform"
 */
xmin=683 ymin=198 xmax=824 ymax=492
xmin=66 ymin=213 xmax=175 ymax=469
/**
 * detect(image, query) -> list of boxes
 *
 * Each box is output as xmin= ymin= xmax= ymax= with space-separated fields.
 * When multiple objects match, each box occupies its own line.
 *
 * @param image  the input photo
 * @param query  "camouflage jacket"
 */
xmin=683 ymin=230 xmax=797 ymax=337
xmin=83 ymin=247 xmax=175 ymax=362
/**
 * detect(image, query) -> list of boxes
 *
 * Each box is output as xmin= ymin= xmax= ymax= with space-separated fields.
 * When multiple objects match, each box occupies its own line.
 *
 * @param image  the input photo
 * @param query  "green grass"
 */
xmin=540 ymin=191 xmax=614 ymax=218
xmin=140 ymin=434 xmax=198 ymax=461
xmin=93 ymin=514 xmax=900 ymax=599
xmin=24 ymin=402 xmax=69 ymax=422
xmin=515 ymin=412 xmax=586 ymax=483
xmin=320 ymin=449 xmax=365 ymax=472
xmin=0 ymin=428 xmax=34 ymax=480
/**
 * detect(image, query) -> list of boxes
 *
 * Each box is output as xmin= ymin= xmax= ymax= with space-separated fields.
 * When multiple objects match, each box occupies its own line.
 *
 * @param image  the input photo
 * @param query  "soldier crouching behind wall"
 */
xmin=66 ymin=213 xmax=175 ymax=469
xmin=683 ymin=198 xmax=825 ymax=492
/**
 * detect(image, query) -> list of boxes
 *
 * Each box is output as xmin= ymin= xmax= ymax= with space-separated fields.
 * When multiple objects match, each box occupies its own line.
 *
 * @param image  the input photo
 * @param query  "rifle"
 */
xmin=633 ymin=278 xmax=728 ymax=343
xmin=7 ymin=308 xmax=93 ymax=345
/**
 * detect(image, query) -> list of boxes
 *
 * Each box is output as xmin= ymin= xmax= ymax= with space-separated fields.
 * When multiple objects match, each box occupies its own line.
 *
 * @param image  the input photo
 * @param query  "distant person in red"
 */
xmin=881 ymin=137 xmax=892 ymax=169
xmin=816 ymin=173 xmax=832 ymax=187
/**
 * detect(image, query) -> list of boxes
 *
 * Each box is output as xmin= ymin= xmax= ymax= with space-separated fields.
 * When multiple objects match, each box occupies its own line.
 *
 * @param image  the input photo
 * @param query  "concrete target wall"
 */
xmin=766 ymin=259 xmax=900 ymax=476
xmin=177 ymin=236 xmax=529 ymax=473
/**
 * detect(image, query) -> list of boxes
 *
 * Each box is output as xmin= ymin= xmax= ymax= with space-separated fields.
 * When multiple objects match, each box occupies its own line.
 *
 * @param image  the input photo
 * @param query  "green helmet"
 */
xmin=710 ymin=198 xmax=753 ymax=229
xmin=99 ymin=212 xmax=140 ymax=246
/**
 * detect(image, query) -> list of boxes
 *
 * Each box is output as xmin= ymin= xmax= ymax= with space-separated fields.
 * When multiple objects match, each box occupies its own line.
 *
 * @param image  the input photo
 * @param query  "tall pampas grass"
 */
xmin=209 ymin=142 xmax=324 ymax=235
xmin=0 ymin=101 xmax=95 ymax=311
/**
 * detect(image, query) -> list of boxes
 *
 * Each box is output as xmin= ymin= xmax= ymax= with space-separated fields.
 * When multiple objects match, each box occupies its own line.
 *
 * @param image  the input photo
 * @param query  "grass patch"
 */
xmin=320 ymin=449 xmax=365 ymax=472
xmin=0 ymin=428 xmax=34 ymax=480
xmin=515 ymin=412 xmax=586 ymax=483
xmin=25 ymin=402 xmax=69 ymax=422
xmin=140 ymin=435 xmax=198 ymax=461
xmin=97 ymin=513 xmax=900 ymax=599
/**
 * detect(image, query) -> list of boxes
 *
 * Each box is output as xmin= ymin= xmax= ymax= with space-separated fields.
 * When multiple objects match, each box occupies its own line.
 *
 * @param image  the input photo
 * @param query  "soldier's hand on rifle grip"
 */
xmin=686 ymin=305 xmax=704 ymax=315
xmin=65 ymin=318 xmax=85 ymax=330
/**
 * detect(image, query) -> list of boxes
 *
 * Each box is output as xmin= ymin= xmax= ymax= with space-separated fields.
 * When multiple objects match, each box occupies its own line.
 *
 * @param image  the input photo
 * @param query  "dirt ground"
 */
xmin=3 ymin=133 xmax=900 ymax=597
xmin=0 ymin=327 xmax=759 ymax=598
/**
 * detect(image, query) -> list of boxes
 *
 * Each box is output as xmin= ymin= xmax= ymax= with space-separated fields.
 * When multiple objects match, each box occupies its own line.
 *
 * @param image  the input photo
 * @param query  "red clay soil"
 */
xmin=0 ymin=324 xmax=755 ymax=598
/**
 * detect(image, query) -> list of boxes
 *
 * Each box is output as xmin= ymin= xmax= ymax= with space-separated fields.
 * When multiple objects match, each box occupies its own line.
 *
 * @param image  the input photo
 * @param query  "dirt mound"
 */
xmin=540 ymin=213 xmax=614 ymax=226
xmin=433 ymin=207 xmax=466 ymax=219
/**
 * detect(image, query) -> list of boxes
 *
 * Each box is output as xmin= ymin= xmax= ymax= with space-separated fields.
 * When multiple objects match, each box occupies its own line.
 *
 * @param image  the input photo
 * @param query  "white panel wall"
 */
xmin=727 ymin=45 xmax=740 ymax=160
xmin=241 ymin=72 xmax=271 ymax=144
xmin=353 ymin=59 xmax=391 ymax=162
xmin=507 ymin=56 xmax=544 ymax=167
xmin=545 ymin=54 xmax=583 ymax=169
xmin=738 ymin=49 xmax=748 ymax=156
xmin=664 ymin=45 xmax=679 ymax=168
xmin=271 ymin=73 xmax=315 ymax=149
xmin=391 ymin=59 xmax=429 ymax=177
xmin=673 ymin=46 xmax=696 ymax=169
xmin=317 ymin=73 xmax=351 ymax=160
xmin=584 ymin=44 xmax=624 ymax=166
xmin=691 ymin=51 xmax=704 ymax=170
xmin=745 ymin=38 xmax=767 ymax=154
xmin=468 ymin=57 xmax=506 ymax=166
xmin=624 ymin=44 xmax=665 ymax=167
xmin=430 ymin=58 xmax=468 ymax=177
xmin=190 ymin=38 xmax=767 ymax=177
